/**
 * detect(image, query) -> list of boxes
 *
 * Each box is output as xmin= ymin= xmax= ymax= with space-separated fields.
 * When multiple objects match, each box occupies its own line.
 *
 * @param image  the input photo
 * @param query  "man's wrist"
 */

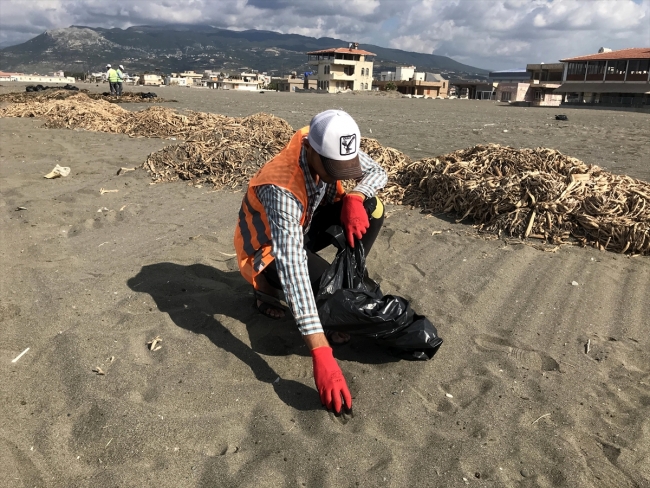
xmin=303 ymin=332 xmax=330 ymax=351
xmin=347 ymin=191 xmax=366 ymax=201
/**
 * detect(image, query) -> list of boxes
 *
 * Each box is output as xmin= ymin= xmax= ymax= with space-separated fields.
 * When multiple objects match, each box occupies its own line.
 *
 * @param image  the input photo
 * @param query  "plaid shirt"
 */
xmin=255 ymin=142 xmax=387 ymax=336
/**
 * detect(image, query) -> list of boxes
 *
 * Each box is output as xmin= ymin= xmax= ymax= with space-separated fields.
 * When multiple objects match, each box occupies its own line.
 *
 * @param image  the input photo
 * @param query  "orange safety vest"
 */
xmin=234 ymin=126 xmax=345 ymax=288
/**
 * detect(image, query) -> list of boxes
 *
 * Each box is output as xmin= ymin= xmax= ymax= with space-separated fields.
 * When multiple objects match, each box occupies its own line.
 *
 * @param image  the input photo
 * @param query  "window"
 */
xmin=500 ymin=91 xmax=511 ymax=101
xmin=628 ymin=59 xmax=650 ymax=75
xmin=567 ymin=62 xmax=587 ymax=75
xmin=586 ymin=61 xmax=606 ymax=75
xmin=344 ymin=66 xmax=355 ymax=76
xmin=534 ymin=91 xmax=543 ymax=100
xmin=323 ymin=65 xmax=331 ymax=75
xmin=606 ymin=60 xmax=627 ymax=75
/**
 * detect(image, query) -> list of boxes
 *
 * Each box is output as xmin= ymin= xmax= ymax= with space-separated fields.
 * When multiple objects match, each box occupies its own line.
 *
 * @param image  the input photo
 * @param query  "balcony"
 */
xmin=329 ymin=72 xmax=355 ymax=81
xmin=308 ymin=58 xmax=359 ymax=66
xmin=331 ymin=59 xmax=357 ymax=65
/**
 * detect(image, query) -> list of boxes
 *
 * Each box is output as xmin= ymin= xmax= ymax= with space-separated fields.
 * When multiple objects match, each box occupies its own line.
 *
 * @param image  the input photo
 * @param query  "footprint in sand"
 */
xmin=474 ymin=334 xmax=560 ymax=371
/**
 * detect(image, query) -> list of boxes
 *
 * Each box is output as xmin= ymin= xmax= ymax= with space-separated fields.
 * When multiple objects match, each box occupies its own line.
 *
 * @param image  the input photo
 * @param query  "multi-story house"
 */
xmin=306 ymin=43 xmax=375 ymax=92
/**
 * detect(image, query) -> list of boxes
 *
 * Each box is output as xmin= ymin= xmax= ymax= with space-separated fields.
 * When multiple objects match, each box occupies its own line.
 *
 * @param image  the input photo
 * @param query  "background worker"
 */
xmin=116 ymin=64 xmax=125 ymax=96
xmin=106 ymin=64 xmax=119 ymax=96
xmin=234 ymin=110 xmax=387 ymax=414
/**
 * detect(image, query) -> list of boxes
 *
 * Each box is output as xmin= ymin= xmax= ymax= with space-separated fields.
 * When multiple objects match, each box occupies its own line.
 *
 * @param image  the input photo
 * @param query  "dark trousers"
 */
xmin=263 ymin=197 xmax=384 ymax=294
xmin=109 ymin=82 xmax=119 ymax=95
xmin=116 ymin=82 xmax=123 ymax=96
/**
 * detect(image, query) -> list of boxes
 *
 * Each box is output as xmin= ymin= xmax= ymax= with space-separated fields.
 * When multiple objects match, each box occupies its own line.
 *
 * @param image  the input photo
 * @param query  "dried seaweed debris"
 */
xmin=0 ymin=95 xmax=647 ymax=254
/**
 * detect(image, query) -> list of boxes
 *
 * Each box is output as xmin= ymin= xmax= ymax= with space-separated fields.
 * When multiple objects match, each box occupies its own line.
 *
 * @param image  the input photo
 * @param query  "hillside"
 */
xmin=0 ymin=25 xmax=488 ymax=77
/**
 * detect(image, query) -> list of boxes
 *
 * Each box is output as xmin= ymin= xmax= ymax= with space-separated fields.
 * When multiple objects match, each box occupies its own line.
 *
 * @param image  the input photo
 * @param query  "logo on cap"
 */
xmin=340 ymin=134 xmax=357 ymax=156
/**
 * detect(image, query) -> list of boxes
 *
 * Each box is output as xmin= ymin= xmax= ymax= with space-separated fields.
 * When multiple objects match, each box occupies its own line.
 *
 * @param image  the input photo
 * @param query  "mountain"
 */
xmin=0 ymin=25 xmax=488 ymax=77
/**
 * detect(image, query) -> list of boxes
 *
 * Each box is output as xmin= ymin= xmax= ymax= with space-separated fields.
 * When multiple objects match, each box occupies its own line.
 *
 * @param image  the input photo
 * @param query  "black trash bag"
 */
xmin=555 ymin=114 xmax=568 ymax=121
xmin=316 ymin=227 xmax=443 ymax=361
xmin=26 ymin=85 xmax=35 ymax=92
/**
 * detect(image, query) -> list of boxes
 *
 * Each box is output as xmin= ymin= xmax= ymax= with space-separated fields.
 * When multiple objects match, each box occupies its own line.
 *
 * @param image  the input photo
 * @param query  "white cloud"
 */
xmin=0 ymin=0 xmax=648 ymax=68
xmin=388 ymin=0 xmax=650 ymax=68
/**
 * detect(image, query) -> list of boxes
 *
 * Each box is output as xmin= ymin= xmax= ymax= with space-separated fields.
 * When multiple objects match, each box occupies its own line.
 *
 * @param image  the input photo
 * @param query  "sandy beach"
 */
xmin=1 ymin=84 xmax=649 ymax=487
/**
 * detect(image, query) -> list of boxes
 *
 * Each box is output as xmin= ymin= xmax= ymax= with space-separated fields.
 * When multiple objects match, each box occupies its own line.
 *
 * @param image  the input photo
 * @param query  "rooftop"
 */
xmin=307 ymin=47 xmax=376 ymax=56
xmin=489 ymin=69 xmax=528 ymax=74
xmin=560 ymin=47 xmax=650 ymax=62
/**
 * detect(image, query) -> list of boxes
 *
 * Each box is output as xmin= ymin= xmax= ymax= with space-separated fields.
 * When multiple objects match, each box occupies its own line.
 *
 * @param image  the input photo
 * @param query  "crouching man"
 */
xmin=234 ymin=110 xmax=387 ymax=413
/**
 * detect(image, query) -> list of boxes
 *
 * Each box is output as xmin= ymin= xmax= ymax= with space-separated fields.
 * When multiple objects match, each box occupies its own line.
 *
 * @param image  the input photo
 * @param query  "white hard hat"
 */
xmin=119 ymin=65 xmax=124 ymax=70
xmin=106 ymin=64 xmax=111 ymax=68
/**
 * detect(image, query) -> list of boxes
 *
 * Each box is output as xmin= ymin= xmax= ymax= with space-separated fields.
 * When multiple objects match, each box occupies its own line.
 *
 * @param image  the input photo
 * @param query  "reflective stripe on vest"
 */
xmin=233 ymin=126 xmax=345 ymax=287
xmin=237 ymin=193 xmax=271 ymax=256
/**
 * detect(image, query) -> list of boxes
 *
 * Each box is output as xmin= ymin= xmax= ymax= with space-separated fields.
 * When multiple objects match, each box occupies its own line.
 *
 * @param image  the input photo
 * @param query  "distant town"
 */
xmin=1 ymin=43 xmax=648 ymax=107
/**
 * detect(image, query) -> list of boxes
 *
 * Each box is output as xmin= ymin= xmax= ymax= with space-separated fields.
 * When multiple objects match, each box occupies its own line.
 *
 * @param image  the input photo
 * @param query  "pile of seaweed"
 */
xmin=0 ymin=89 xmax=172 ymax=104
xmin=390 ymin=144 xmax=649 ymax=254
xmin=1 ymin=95 xmax=647 ymax=254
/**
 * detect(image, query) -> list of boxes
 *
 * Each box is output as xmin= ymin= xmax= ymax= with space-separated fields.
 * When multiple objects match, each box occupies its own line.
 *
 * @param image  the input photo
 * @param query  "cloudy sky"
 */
xmin=0 ymin=0 xmax=648 ymax=69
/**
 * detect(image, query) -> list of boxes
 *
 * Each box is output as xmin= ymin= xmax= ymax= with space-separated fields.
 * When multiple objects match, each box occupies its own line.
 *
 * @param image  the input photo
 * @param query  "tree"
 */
xmin=385 ymin=81 xmax=397 ymax=91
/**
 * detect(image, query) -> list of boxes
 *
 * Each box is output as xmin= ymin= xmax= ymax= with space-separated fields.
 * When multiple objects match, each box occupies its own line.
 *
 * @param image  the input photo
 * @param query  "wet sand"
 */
xmin=1 ymin=84 xmax=649 ymax=487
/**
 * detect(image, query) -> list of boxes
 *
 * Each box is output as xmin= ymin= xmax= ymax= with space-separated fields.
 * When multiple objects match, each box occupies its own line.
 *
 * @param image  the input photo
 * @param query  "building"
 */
xmin=138 ymin=74 xmax=164 ymax=86
xmin=306 ymin=43 xmax=375 ymax=92
xmin=374 ymin=78 xmax=449 ymax=97
xmin=178 ymin=71 xmax=204 ymax=86
xmin=165 ymin=75 xmax=189 ymax=86
xmin=449 ymin=79 xmax=497 ymax=100
xmin=554 ymin=47 xmax=650 ymax=106
xmin=491 ymin=69 xmax=530 ymax=102
xmin=491 ymin=65 xmax=563 ymax=106
xmin=378 ymin=66 xmax=418 ymax=82
xmin=525 ymin=63 xmax=564 ymax=106
xmin=374 ymin=66 xmax=449 ymax=97
xmin=202 ymin=72 xmax=269 ymax=91
xmin=277 ymin=77 xmax=317 ymax=92
xmin=0 ymin=71 xmax=22 ymax=81
xmin=8 ymin=74 xmax=76 ymax=84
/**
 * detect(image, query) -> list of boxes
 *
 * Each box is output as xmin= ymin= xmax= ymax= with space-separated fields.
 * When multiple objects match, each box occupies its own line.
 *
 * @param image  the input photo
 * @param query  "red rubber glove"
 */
xmin=311 ymin=346 xmax=352 ymax=413
xmin=341 ymin=194 xmax=369 ymax=248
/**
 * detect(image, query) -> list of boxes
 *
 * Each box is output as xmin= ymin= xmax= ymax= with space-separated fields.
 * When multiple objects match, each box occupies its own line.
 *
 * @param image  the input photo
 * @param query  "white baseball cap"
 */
xmin=308 ymin=109 xmax=362 ymax=180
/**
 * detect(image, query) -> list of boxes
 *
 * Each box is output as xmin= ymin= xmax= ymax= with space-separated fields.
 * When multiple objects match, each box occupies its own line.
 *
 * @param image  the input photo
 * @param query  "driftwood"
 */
xmin=1 ymin=96 xmax=647 ymax=254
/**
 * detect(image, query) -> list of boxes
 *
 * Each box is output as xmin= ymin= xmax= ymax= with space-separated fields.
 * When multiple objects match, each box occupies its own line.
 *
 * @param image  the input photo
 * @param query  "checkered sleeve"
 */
xmin=351 ymin=150 xmax=388 ymax=198
xmin=255 ymin=185 xmax=324 ymax=336
xmin=322 ymin=150 xmax=388 ymax=204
